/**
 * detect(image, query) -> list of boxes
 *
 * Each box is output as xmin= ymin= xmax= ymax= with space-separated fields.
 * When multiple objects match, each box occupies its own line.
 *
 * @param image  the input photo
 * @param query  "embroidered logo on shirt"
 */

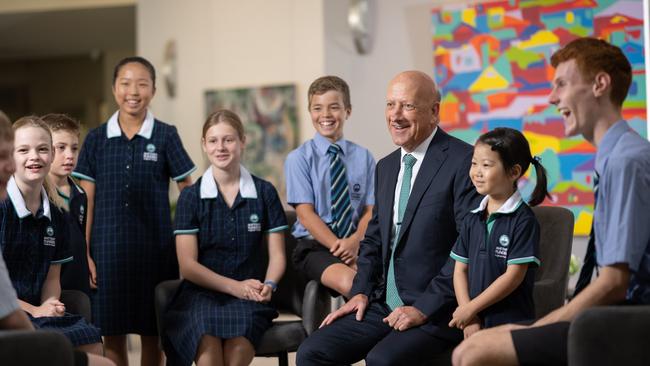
xmin=79 ymin=205 xmax=85 ymax=225
xmin=146 ymin=143 xmax=156 ymax=153
xmin=143 ymin=152 xmax=158 ymax=162
xmin=351 ymin=183 xmax=362 ymax=201
xmin=494 ymin=234 xmax=509 ymax=259
xmin=248 ymin=213 xmax=261 ymax=232
xmin=44 ymin=226 xmax=56 ymax=247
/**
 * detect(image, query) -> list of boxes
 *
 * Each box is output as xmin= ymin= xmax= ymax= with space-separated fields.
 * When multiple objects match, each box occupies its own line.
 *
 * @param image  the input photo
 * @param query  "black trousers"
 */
xmin=296 ymin=301 xmax=455 ymax=366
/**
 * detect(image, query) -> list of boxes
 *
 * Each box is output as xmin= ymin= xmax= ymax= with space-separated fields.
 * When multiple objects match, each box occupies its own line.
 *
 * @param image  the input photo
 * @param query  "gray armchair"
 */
xmin=0 ymin=290 xmax=91 ymax=365
xmin=0 ymin=330 xmax=75 ymax=366
xmin=568 ymin=305 xmax=650 ymax=366
xmin=531 ymin=206 xmax=574 ymax=318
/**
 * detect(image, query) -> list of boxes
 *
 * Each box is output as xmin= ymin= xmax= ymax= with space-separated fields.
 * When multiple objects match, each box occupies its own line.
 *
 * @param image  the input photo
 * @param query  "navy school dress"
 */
xmin=72 ymin=111 xmax=196 ymax=335
xmin=162 ymin=167 xmax=288 ymax=366
xmin=450 ymin=191 xmax=540 ymax=328
xmin=0 ymin=177 xmax=101 ymax=346
xmin=59 ymin=177 xmax=91 ymax=297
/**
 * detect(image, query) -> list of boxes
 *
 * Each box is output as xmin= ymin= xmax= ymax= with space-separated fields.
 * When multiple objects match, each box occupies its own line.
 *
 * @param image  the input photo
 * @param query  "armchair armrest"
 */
xmin=0 ymin=330 xmax=74 ymax=365
xmin=61 ymin=289 xmax=92 ymax=322
xmin=301 ymin=280 xmax=331 ymax=335
xmin=533 ymin=278 xmax=566 ymax=319
xmin=568 ymin=305 xmax=650 ymax=366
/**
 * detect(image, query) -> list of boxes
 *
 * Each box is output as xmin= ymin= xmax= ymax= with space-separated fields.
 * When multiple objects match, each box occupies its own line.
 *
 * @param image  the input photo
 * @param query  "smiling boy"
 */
xmin=285 ymin=76 xmax=376 ymax=297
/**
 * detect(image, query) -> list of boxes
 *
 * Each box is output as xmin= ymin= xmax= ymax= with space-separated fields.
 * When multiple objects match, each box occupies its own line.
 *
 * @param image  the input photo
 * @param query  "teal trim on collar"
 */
xmin=7 ymin=176 xmax=51 ymax=220
xmin=199 ymin=165 xmax=258 ymax=199
xmin=71 ymin=171 xmax=95 ymax=183
xmin=106 ymin=110 xmax=155 ymax=139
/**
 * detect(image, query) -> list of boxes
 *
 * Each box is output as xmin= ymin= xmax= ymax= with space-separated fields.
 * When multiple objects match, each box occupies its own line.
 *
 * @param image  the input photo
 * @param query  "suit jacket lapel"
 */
xmin=381 ymin=149 xmax=400 ymax=261
xmin=395 ymin=129 xmax=450 ymax=246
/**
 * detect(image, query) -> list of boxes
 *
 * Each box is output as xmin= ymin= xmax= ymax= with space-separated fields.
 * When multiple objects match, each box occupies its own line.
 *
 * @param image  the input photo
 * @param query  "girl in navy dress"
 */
xmin=0 ymin=116 xmax=103 ymax=354
xmin=449 ymin=127 xmax=549 ymax=338
xmin=163 ymin=109 xmax=288 ymax=366
xmin=73 ymin=57 xmax=196 ymax=366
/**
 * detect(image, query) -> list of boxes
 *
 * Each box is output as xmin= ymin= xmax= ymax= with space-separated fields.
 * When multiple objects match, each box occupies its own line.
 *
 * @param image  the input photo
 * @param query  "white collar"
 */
xmin=400 ymin=127 xmax=437 ymax=163
xmin=200 ymin=165 xmax=258 ymax=199
xmin=7 ymin=176 xmax=51 ymax=220
xmin=106 ymin=110 xmax=155 ymax=139
xmin=471 ymin=190 xmax=523 ymax=214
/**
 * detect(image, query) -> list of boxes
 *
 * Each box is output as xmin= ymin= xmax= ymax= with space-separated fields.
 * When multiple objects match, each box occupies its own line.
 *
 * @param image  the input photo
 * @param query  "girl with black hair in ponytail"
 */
xmin=448 ymin=127 xmax=550 ymax=338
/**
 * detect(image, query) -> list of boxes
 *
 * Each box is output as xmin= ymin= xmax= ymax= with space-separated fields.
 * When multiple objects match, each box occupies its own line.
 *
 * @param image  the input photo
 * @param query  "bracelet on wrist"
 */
xmin=264 ymin=280 xmax=278 ymax=292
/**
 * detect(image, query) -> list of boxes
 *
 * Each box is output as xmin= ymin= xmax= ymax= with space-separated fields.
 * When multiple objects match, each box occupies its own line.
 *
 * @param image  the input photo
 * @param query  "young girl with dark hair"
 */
xmin=449 ymin=127 xmax=550 ymax=338
xmin=73 ymin=56 xmax=196 ymax=366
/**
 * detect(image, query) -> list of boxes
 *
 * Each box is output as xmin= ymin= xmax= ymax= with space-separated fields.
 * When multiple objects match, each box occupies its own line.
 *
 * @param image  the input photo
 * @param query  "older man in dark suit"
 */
xmin=296 ymin=71 xmax=481 ymax=365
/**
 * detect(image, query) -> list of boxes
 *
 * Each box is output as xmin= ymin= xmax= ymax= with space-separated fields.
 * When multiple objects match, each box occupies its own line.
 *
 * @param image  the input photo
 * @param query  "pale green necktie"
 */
xmin=385 ymin=153 xmax=416 ymax=310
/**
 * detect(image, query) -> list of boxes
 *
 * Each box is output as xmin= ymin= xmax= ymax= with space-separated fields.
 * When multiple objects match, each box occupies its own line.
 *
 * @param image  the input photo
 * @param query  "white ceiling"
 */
xmin=0 ymin=5 xmax=135 ymax=61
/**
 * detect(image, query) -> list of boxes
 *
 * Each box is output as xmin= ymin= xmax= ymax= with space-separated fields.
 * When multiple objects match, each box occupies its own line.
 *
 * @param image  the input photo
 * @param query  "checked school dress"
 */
xmin=0 ymin=177 xmax=101 ymax=346
xmin=162 ymin=166 xmax=288 ymax=366
xmin=73 ymin=111 xmax=196 ymax=335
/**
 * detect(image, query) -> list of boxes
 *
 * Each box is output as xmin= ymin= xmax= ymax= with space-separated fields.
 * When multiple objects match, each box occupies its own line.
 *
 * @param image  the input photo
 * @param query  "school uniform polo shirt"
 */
xmin=0 ymin=177 xmax=71 ymax=306
xmin=593 ymin=120 xmax=650 ymax=304
xmin=284 ymin=133 xmax=376 ymax=239
xmin=450 ymin=191 xmax=540 ymax=326
xmin=174 ymin=166 xmax=288 ymax=280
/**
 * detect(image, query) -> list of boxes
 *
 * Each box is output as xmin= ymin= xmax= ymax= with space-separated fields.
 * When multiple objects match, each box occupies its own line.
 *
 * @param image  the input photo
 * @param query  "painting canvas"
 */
xmin=205 ymin=84 xmax=299 ymax=201
xmin=432 ymin=0 xmax=647 ymax=234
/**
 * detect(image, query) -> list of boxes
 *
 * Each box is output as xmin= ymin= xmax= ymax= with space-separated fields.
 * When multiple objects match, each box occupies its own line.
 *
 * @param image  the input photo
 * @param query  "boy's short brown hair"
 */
xmin=308 ymin=76 xmax=351 ymax=110
xmin=41 ymin=113 xmax=81 ymax=136
xmin=550 ymin=37 xmax=632 ymax=108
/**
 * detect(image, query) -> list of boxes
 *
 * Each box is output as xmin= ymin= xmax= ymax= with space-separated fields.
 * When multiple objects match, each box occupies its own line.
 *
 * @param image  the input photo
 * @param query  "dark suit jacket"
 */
xmin=350 ymin=128 xmax=481 ymax=340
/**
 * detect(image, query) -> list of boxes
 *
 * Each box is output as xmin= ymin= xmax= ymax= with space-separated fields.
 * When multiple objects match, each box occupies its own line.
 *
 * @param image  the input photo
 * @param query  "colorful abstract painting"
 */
xmin=205 ymin=84 xmax=299 ymax=201
xmin=432 ymin=0 xmax=647 ymax=235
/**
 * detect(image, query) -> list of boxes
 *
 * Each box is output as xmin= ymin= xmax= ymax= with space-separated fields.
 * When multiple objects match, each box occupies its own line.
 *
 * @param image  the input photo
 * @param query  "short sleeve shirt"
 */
xmin=284 ymin=133 xmax=376 ymax=238
xmin=0 ymin=254 xmax=18 ymax=319
xmin=593 ymin=120 xmax=650 ymax=303
xmin=72 ymin=110 xmax=196 ymax=252
xmin=174 ymin=166 xmax=288 ymax=280
xmin=0 ymin=177 xmax=72 ymax=305
xmin=450 ymin=191 xmax=540 ymax=326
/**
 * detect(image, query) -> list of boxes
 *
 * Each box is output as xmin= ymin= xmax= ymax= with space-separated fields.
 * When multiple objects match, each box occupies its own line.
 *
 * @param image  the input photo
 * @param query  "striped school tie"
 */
xmin=386 ymin=153 xmax=417 ymax=310
xmin=328 ymin=144 xmax=353 ymax=238
xmin=574 ymin=171 xmax=600 ymax=296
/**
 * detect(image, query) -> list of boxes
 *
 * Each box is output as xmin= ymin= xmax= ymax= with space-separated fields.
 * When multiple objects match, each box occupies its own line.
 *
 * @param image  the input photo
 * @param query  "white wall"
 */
xmin=138 ymin=0 xmax=325 ymax=177
xmin=322 ymin=0 xmax=436 ymax=159
xmin=137 ymin=0 xmax=447 ymax=168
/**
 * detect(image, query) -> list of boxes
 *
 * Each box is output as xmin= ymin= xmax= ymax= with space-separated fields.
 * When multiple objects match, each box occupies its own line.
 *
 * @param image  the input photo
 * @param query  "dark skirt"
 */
xmin=162 ymin=281 xmax=277 ymax=366
xmin=30 ymin=313 xmax=102 ymax=347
